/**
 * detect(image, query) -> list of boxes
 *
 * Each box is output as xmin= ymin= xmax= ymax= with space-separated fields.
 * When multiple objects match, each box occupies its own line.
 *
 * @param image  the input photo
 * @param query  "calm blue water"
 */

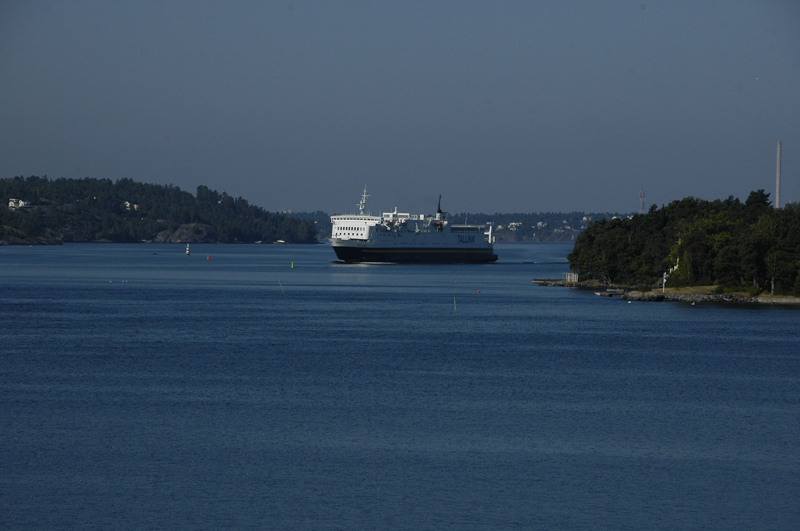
xmin=1 ymin=243 xmax=798 ymax=530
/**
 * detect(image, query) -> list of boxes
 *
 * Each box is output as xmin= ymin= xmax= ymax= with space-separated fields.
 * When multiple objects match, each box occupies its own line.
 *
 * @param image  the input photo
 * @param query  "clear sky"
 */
xmin=2 ymin=1 xmax=799 ymax=215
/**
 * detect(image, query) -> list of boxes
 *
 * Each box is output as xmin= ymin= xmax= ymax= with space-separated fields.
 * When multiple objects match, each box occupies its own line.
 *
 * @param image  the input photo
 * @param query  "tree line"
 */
xmin=567 ymin=190 xmax=800 ymax=296
xmin=1 ymin=176 xmax=317 ymax=244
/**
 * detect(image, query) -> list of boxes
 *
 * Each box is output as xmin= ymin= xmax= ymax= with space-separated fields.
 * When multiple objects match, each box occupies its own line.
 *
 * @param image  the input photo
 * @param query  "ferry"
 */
xmin=330 ymin=188 xmax=497 ymax=263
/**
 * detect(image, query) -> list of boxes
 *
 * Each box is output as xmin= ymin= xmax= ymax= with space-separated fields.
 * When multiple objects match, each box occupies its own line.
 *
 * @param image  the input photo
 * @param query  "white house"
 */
xmin=8 ymin=199 xmax=32 ymax=211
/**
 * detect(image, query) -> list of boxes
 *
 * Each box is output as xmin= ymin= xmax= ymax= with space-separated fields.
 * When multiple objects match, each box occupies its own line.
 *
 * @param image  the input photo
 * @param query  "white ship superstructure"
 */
xmin=330 ymin=188 xmax=497 ymax=263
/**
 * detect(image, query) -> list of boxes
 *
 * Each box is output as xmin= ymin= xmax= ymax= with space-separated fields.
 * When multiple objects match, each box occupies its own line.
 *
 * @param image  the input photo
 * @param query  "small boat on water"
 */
xmin=186 ymin=243 xmax=190 ymax=255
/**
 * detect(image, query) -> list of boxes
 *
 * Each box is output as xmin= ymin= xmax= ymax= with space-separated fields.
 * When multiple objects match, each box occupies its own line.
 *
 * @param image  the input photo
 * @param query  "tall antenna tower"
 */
xmin=639 ymin=188 xmax=646 ymax=215
xmin=776 ymin=141 xmax=781 ymax=209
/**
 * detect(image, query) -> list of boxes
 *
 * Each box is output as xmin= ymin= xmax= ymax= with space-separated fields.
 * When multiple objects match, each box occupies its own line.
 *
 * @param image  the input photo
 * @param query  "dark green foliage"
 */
xmin=289 ymin=211 xmax=331 ymax=239
xmin=1 ymin=176 xmax=317 ymax=244
xmin=567 ymin=190 xmax=800 ymax=295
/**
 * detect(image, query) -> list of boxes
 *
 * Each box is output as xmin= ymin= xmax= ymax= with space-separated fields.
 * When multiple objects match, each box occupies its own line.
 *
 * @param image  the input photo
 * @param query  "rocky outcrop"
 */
xmin=533 ymin=280 xmax=800 ymax=305
xmin=153 ymin=223 xmax=220 ymax=243
xmin=532 ymin=279 xmax=628 ymax=290
xmin=0 ymin=225 xmax=62 ymax=245
xmin=757 ymin=296 xmax=800 ymax=305
xmin=623 ymin=291 xmax=758 ymax=304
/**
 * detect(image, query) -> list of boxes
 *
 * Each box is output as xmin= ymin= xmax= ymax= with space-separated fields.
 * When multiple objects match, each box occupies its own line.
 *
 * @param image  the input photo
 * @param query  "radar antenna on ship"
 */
xmin=358 ymin=186 xmax=369 ymax=215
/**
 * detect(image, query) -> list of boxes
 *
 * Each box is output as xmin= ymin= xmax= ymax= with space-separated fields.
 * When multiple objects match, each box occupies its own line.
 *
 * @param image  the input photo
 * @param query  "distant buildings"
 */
xmin=8 ymin=199 xmax=32 ymax=211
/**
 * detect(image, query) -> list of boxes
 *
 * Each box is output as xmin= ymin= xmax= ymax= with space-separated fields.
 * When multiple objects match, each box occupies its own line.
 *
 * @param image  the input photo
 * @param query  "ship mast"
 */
xmin=358 ymin=186 xmax=369 ymax=215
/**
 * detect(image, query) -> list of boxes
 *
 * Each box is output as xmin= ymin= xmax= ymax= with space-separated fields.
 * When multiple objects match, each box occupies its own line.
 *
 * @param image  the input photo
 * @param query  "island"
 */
xmin=566 ymin=190 xmax=800 ymax=300
xmin=1 ymin=176 xmax=317 ymax=245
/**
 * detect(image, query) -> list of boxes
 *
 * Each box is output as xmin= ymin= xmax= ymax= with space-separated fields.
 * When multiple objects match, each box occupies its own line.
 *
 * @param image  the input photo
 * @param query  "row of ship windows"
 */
xmin=337 ymin=226 xmax=365 ymax=232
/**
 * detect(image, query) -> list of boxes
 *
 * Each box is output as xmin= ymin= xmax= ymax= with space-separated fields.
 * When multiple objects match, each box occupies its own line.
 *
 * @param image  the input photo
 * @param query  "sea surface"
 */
xmin=1 ymin=243 xmax=798 ymax=530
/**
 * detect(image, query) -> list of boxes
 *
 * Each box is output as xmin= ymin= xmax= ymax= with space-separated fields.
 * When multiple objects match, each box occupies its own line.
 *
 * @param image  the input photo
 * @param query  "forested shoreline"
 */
xmin=567 ymin=190 xmax=800 ymax=296
xmin=8 ymin=177 xmax=799 ymax=296
xmin=1 ymin=176 xmax=317 ymax=244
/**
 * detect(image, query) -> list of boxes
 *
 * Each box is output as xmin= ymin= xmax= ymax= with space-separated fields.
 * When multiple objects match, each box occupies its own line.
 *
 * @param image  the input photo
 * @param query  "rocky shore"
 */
xmin=532 ymin=279 xmax=800 ymax=305
xmin=0 ymin=225 xmax=62 ymax=245
xmin=1 ymin=222 xmax=222 ymax=245
xmin=622 ymin=291 xmax=757 ymax=304
xmin=152 ymin=223 xmax=221 ymax=244
xmin=532 ymin=279 xmax=628 ymax=290
xmin=624 ymin=291 xmax=800 ymax=305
